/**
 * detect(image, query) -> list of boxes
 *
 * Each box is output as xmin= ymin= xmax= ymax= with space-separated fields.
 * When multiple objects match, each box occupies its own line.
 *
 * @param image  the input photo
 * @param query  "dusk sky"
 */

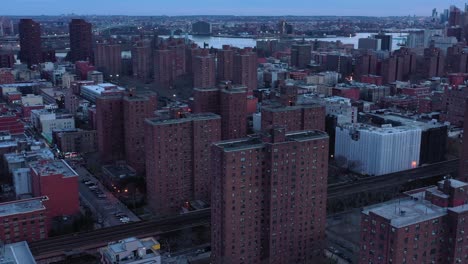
xmin=2 ymin=0 xmax=467 ymax=16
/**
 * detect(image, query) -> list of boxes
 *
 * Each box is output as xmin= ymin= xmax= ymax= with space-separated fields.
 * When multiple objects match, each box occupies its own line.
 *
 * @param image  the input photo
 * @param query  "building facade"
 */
xmin=18 ymin=19 xmax=42 ymax=67
xmin=0 ymin=197 xmax=48 ymax=244
xmin=96 ymin=95 xmax=125 ymax=163
xmin=123 ymin=92 xmax=157 ymax=174
xmin=145 ymin=112 xmax=221 ymax=215
xmin=360 ymin=179 xmax=468 ymax=264
xmin=69 ymin=19 xmax=93 ymax=62
xmin=95 ymin=42 xmax=122 ymax=77
xmin=211 ymin=129 xmax=329 ymax=264
xmin=30 ymin=159 xmax=79 ymax=219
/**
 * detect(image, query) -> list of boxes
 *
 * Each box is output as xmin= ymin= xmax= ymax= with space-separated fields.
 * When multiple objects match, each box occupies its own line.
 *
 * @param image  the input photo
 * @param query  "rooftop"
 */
xmin=286 ymin=130 xmax=328 ymax=142
xmin=4 ymin=148 xmax=54 ymax=164
xmin=146 ymin=113 xmax=220 ymax=126
xmin=0 ymin=197 xmax=47 ymax=218
xmin=338 ymin=123 xmax=422 ymax=135
xmin=366 ymin=112 xmax=445 ymax=131
xmin=102 ymin=164 xmax=137 ymax=179
xmin=216 ymin=130 xmax=327 ymax=151
xmin=215 ymin=137 xmax=265 ymax=152
xmin=262 ymin=102 xmax=323 ymax=112
xmin=0 ymin=241 xmax=37 ymax=264
xmin=363 ymin=192 xmax=447 ymax=228
xmin=219 ymin=85 xmax=247 ymax=94
xmin=29 ymin=159 xmax=78 ymax=178
xmin=81 ymin=83 xmax=125 ymax=96
xmin=102 ymin=237 xmax=160 ymax=264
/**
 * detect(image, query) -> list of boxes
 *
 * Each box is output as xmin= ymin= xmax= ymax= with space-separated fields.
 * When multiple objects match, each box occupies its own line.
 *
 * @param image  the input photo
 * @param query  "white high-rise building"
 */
xmin=335 ymin=123 xmax=422 ymax=176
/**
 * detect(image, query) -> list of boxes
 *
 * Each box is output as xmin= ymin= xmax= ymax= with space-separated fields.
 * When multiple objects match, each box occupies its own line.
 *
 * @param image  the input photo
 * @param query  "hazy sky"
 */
xmin=2 ymin=0 xmax=467 ymax=16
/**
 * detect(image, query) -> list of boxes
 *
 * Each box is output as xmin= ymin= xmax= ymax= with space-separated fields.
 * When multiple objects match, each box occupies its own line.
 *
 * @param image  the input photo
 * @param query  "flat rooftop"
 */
xmin=220 ymin=85 xmax=247 ymax=94
xmin=0 ymin=197 xmax=46 ymax=218
xmin=287 ymin=130 xmax=328 ymax=141
xmin=366 ymin=112 xmax=445 ymax=130
xmin=102 ymin=164 xmax=136 ymax=179
xmin=338 ymin=123 xmax=422 ymax=135
xmin=216 ymin=130 xmax=327 ymax=151
xmin=262 ymin=102 xmax=323 ymax=112
xmin=215 ymin=137 xmax=265 ymax=152
xmin=29 ymin=159 xmax=78 ymax=177
xmin=0 ymin=241 xmax=37 ymax=264
xmin=103 ymin=237 xmax=160 ymax=263
xmin=363 ymin=192 xmax=447 ymax=228
xmin=146 ymin=113 xmax=220 ymax=126
xmin=4 ymin=148 xmax=54 ymax=164
xmin=81 ymin=83 xmax=125 ymax=95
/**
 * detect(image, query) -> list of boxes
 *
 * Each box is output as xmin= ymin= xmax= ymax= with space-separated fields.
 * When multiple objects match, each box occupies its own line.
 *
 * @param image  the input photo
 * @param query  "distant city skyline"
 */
xmin=2 ymin=0 xmax=467 ymax=16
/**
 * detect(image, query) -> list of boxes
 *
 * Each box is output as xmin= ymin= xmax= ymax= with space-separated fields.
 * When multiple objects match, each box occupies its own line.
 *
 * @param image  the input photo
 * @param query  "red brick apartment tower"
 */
xmin=30 ymin=160 xmax=79 ymax=218
xmin=132 ymin=40 xmax=153 ymax=81
xmin=460 ymin=99 xmax=468 ymax=182
xmin=185 ymin=43 xmax=202 ymax=74
xmin=211 ymin=128 xmax=329 ymax=264
xmin=193 ymin=49 xmax=216 ymax=89
xmin=95 ymin=42 xmax=122 ymax=77
xmin=0 ymin=197 xmax=49 ymax=243
xmin=193 ymin=87 xmax=220 ymax=114
xmin=145 ymin=112 xmax=221 ymax=215
xmin=233 ymin=47 xmax=258 ymax=95
xmin=167 ymin=40 xmax=186 ymax=78
xmin=18 ymin=19 xmax=42 ymax=67
xmin=359 ymin=179 xmax=468 ymax=264
xmin=261 ymin=104 xmax=325 ymax=132
xmin=217 ymin=45 xmax=234 ymax=82
xmin=154 ymin=45 xmax=174 ymax=89
xmin=69 ymin=19 xmax=93 ymax=63
xmin=123 ymin=91 xmax=157 ymax=174
xmin=219 ymin=83 xmax=247 ymax=140
xmin=96 ymin=95 xmax=124 ymax=163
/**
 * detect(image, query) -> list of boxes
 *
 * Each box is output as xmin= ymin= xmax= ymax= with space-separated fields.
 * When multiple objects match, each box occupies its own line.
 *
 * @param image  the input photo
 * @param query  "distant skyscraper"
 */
xmin=291 ymin=43 xmax=312 ymax=68
xmin=192 ymin=21 xmax=212 ymax=36
xmin=193 ymin=49 xmax=216 ymax=88
xmin=358 ymin=38 xmax=381 ymax=50
xmin=357 ymin=53 xmax=378 ymax=77
xmin=69 ymin=19 xmax=93 ymax=62
xmin=373 ymin=33 xmax=392 ymax=51
xmin=145 ymin=112 xmax=221 ymax=215
xmin=211 ymin=128 xmax=329 ymax=264
xmin=326 ymin=54 xmax=353 ymax=77
xmin=424 ymin=47 xmax=445 ymax=78
xmin=217 ymin=45 xmax=234 ymax=82
xmin=449 ymin=6 xmax=462 ymax=27
xmin=18 ymin=19 xmax=43 ymax=67
xmin=95 ymin=42 xmax=122 ymax=77
xmin=132 ymin=39 xmax=153 ymax=81
xmin=123 ymin=91 xmax=157 ymax=174
xmin=233 ymin=47 xmax=257 ymax=95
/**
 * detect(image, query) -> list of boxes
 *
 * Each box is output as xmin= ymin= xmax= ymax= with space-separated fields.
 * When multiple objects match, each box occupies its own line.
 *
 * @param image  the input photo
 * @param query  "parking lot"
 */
xmin=74 ymin=164 xmax=140 ymax=227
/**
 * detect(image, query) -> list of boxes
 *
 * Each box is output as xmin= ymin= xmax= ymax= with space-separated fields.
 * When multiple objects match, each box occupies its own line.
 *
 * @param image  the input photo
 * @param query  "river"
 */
xmin=162 ymin=32 xmax=408 ymax=51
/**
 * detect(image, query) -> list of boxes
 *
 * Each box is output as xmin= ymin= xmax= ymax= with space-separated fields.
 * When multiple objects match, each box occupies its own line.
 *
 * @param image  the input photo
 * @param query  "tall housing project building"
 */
xmin=211 ymin=128 xmax=329 ymax=264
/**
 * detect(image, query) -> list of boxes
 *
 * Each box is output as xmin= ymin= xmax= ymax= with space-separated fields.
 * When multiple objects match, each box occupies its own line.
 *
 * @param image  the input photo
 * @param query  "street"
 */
xmin=73 ymin=164 xmax=140 ymax=227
